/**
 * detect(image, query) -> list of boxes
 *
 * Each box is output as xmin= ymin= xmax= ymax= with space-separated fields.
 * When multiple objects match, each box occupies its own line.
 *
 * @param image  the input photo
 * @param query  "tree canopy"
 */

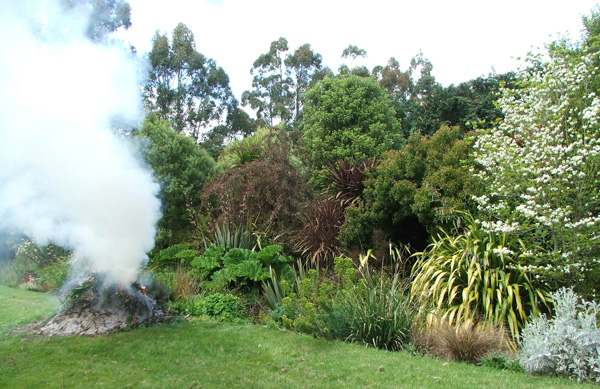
xmin=242 ymin=38 xmax=326 ymax=126
xmin=301 ymin=74 xmax=403 ymax=188
xmin=138 ymin=115 xmax=216 ymax=249
xmin=144 ymin=23 xmax=237 ymax=143
xmin=341 ymin=126 xmax=479 ymax=251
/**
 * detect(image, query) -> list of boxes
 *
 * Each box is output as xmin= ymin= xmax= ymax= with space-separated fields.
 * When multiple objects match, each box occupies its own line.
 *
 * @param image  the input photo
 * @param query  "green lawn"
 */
xmin=0 ymin=286 xmax=587 ymax=388
xmin=0 ymin=285 xmax=60 ymax=331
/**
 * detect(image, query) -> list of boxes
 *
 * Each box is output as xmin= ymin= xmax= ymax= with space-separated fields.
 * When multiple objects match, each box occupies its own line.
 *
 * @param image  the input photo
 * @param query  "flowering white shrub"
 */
xmin=472 ymin=50 xmax=600 ymax=296
xmin=520 ymin=288 xmax=600 ymax=382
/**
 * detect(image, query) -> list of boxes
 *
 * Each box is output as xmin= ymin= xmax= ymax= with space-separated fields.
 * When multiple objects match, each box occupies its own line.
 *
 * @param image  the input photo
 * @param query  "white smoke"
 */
xmin=0 ymin=0 xmax=161 ymax=285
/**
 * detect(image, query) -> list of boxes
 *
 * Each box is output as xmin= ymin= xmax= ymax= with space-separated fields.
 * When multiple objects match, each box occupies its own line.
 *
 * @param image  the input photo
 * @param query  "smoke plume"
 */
xmin=0 ymin=0 xmax=161 ymax=285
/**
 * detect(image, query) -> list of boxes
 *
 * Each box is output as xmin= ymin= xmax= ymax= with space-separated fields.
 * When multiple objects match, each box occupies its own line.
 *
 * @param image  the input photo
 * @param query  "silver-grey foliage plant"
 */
xmin=519 ymin=288 xmax=600 ymax=382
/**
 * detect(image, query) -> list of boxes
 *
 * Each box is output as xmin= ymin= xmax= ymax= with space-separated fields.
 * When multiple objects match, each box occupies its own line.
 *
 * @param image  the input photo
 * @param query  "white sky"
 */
xmin=115 ymin=0 xmax=599 ymax=100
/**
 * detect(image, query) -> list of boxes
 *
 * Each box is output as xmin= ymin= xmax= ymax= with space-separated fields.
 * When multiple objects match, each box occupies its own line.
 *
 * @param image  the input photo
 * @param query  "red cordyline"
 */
xmin=326 ymin=157 xmax=377 ymax=206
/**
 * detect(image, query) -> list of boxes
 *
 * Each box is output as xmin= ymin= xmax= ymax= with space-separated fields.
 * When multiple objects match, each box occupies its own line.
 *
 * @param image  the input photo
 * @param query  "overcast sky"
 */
xmin=115 ymin=0 xmax=599 ymax=99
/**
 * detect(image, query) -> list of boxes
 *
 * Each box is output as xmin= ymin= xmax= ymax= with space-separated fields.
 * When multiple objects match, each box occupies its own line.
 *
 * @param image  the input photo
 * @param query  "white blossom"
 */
xmin=473 ymin=50 xmax=600 ymax=284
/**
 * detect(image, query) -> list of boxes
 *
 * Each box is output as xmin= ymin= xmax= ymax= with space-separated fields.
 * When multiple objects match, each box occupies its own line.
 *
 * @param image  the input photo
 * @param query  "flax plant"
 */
xmin=410 ymin=214 xmax=550 ymax=339
xmin=348 ymin=270 xmax=417 ymax=350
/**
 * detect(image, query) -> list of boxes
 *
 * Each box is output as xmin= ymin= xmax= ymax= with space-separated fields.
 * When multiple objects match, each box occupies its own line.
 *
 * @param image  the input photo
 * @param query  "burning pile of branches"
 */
xmin=39 ymin=272 xmax=167 ymax=336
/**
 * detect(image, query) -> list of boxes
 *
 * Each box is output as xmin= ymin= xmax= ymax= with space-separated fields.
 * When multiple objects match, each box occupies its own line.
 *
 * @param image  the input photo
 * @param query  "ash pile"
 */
xmin=40 ymin=273 xmax=168 ymax=336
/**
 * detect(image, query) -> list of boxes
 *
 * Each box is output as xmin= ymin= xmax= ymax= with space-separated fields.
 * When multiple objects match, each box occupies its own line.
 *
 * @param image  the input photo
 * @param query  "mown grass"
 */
xmin=0 ymin=287 xmax=588 ymax=388
xmin=0 ymin=285 xmax=60 ymax=331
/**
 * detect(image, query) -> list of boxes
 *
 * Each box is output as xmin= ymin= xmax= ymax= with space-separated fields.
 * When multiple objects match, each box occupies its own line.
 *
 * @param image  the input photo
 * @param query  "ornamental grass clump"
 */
xmin=430 ymin=321 xmax=509 ymax=363
xmin=520 ymin=287 xmax=600 ymax=383
xmin=346 ymin=270 xmax=418 ymax=351
xmin=171 ymin=265 xmax=199 ymax=302
xmin=412 ymin=318 xmax=509 ymax=363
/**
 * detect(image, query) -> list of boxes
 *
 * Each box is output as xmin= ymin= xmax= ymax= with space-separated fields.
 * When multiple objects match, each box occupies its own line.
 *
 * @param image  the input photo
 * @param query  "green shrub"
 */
xmin=192 ymin=244 xmax=292 ymax=294
xmin=138 ymin=116 xmax=217 ymax=250
xmin=152 ymin=271 xmax=174 ymax=292
xmin=263 ymin=259 xmax=353 ymax=338
xmin=301 ymin=75 xmax=402 ymax=189
xmin=191 ymin=244 xmax=226 ymax=281
xmin=170 ymin=293 xmax=247 ymax=322
xmin=410 ymin=214 xmax=550 ymax=339
xmin=35 ymin=260 xmax=69 ymax=291
xmin=148 ymin=244 xmax=199 ymax=271
xmin=478 ymin=353 xmax=523 ymax=372
xmin=141 ymin=276 xmax=172 ymax=306
xmin=264 ymin=255 xmax=416 ymax=348
xmin=3 ymin=240 xmax=71 ymax=289
xmin=3 ymin=255 xmax=37 ymax=288
xmin=340 ymin=125 xmax=480 ymax=251
xmin=197 ymin=293 xmax=246 ymax=321
xmin=333 ymin=255 xmax=356 ymax=290
xmin=520 ymin=288 xmax=600 ymax=382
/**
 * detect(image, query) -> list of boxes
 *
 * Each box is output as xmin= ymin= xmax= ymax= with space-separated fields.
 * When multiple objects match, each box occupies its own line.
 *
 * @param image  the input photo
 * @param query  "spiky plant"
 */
xmin=347 ymin=271 xmax=417 ymax=351
xmin=261 ymin=259 xmax=308 ymax=310
xmin=410 ymin=213 xmax=550 ymax=339
xmin=326 ymin=158 xmax=376 ymax=206
xmin=293 ymin=197 xmax=345 ymax=267
xmin=202 ymin=223 xmax=256 ymax=251
xmin=219 ymin=135 xmax=264 ymax=169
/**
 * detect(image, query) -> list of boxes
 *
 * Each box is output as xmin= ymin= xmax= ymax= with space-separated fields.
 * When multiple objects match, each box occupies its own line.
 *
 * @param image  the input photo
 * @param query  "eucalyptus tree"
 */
xmin=242 ymin=37 xmax=292 ymax=125
xmin=144 ymin=23 xmax=237 ymax=142
xmin=242 ymin=38 xmax=324 ymax=125
xmin=285 ymin=43 xmax=324 ymax=122
xmin=339 ymin=44 xmax=369 ymax=76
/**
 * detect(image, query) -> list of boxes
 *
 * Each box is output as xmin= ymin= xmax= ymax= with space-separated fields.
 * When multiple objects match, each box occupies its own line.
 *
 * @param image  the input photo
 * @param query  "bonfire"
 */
xmin=39 ymin=272 xmax=167 ymax=336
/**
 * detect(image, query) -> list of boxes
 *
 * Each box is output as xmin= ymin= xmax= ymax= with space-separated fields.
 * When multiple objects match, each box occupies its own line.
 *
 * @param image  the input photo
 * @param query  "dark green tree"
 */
xmin=372 ymin=57 xmax=411 ymax=99
xmin=200 ymin=100 xmax=257 ymax=158
xmin=340 ymin=126 xmax=480 ymax=252
xmin=373 ymin=52 xmax=513 ymax=136
xmin=144 ymin=23 xmax=237 ymax=142
xmin=341 ymin=45 xmax=367 ymax=60
xmin=138 ymin=115 xmax=216 ymax=249
xmin=373 ymin=53 xmax=439 ymax=136
xmin=395 ymin=52 xmax=441 ymax=136
xmin=301 ymin=75 xmax=403 ymax=188
xmin=435 ymin=73 xmax=517 ymax=133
